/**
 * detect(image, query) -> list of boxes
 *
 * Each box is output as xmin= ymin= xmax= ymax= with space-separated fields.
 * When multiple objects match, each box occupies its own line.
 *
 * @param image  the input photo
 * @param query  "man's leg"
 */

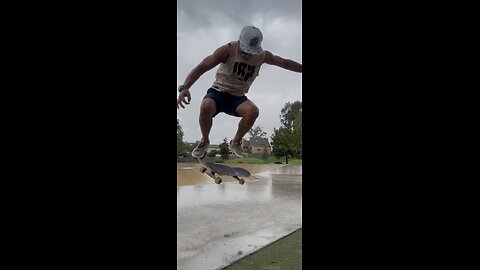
xmin=228 ymin=100 xmax=259 ymax=157
xmin=199 ymin=98 xmax=217 ymax=143
xmin=232 ymin=100 xmax=259 ymax=143
xmin=192 ymin=98 xmax=217 ymax=158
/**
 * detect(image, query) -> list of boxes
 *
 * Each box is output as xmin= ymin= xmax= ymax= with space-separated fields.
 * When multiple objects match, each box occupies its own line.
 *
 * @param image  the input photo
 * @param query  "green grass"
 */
xmin=224 ymin=157 xmax=302 ymax=165
xmin=288 ymin=159 xmax=302 ymax=165
xmin=223 ymin=228 xmax=302 ymax=270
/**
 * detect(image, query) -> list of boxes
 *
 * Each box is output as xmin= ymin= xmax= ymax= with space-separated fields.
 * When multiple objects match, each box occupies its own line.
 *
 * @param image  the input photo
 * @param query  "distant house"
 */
xmin=245 ymin=136 xmax=272 ymax=156
xmin=207 ymin=144 xmax=220 ymax=153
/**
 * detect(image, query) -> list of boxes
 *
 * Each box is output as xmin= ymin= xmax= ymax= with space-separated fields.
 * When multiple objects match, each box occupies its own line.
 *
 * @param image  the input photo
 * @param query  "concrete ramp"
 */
xmin=177 ymin=165 xmax=302 ymax=270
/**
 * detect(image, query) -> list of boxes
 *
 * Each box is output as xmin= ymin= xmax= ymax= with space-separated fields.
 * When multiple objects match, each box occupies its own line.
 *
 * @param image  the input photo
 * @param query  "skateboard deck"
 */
xmin=197 ymin=158 xmax=250 ymax=185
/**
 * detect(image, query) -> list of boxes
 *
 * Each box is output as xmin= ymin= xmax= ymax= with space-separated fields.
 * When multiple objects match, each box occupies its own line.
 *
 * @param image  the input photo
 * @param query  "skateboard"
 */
xmin=197 ymin=158 xmax=251 ymax=185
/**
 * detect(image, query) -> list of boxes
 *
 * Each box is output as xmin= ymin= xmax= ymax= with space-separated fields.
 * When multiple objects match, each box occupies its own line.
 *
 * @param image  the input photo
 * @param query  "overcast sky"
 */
xmin=177 ymin=0 xmax=302 ymax=144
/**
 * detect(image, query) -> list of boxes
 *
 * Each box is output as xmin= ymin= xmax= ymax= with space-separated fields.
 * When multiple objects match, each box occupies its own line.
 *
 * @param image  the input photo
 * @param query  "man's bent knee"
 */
xmin=200 ymin=98 xmax=217 ymax=115
xmin=246 ymin=106 xmax=259 ymax=118
xmin=236 ymin=101 xmax=259 ymax=118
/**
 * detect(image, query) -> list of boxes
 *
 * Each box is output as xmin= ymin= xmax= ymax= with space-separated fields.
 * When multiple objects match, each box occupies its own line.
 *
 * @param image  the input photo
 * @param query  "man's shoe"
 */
xmin=192 ymin=140 xmax=209 ymax=158
xmin=229 ymin=140 xmax=247 ymax=158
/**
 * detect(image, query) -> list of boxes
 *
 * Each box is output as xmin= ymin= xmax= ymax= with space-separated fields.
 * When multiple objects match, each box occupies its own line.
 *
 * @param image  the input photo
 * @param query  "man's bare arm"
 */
xmin=177 ymin=44 xmax=230 ymax=109
xmin=181 ymin=44 xmax=230 ymax=89
xmin=264 ymin=51 xmax=302 ymax=73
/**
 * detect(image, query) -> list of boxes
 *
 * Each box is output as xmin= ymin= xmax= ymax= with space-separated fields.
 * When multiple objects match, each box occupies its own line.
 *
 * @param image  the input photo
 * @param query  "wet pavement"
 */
xmin=177 ymin=163 xmax=302 ymax=270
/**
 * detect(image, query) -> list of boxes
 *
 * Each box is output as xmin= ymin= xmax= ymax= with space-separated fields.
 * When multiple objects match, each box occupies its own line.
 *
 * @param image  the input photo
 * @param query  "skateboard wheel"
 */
xmin=200 ymin=166 xmax=207 ymax=173
xmin=215 ymin=178 xmax=222 ymax=184
xmin=239 ymin=179 xmax=245 ymax=185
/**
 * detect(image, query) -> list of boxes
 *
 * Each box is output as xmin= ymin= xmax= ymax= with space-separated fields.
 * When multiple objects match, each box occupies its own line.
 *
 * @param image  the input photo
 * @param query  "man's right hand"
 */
xmin=177 ymin=89 xmax=191 ymax=109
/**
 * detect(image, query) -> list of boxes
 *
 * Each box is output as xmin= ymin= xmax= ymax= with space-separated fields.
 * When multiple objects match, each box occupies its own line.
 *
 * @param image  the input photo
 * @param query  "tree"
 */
xmin=280 ymin=101 xmax=302 ymax=129
xmin=248 ymin=126 xmax=267 ymax=139
xmin=271 ymin=101 xmax=302 ymax=163
xmin=293 ymin=109 xmax=302 ymax=130
xmin=206 ymin=149 xmax=219 ymax=158
xmin=270 ymin=127 xmax=301 ymax=163
xmin=219 ymin=138 xmax=229 ymax=160
xmin=177 ymin=119 xmax=187 ymax=157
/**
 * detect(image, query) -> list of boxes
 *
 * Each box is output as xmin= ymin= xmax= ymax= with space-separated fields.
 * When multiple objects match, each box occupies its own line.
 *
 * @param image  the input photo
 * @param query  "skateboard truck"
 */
xmin=200 ymin=166 xmax=223 ymax=184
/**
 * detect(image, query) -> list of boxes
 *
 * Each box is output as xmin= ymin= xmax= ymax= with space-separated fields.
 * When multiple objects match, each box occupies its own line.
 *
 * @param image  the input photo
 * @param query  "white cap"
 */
xmin=239 ymin=26 xmax=263 ymax=55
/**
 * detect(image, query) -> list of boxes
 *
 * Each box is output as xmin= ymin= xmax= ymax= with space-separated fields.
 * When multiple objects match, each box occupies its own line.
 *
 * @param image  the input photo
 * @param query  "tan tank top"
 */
xmin=212 ymin=41 xmax=266 ymax=96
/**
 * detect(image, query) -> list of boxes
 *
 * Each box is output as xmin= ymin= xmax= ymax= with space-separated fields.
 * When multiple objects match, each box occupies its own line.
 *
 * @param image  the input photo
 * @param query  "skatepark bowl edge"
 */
xmin=177 ymin=162 xmax=302 ymax=270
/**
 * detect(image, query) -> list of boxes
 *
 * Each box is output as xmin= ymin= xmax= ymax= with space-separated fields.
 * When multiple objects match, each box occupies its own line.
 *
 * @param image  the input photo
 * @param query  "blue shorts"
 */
xmin=203 ymin=88 xmax=248 ymax=117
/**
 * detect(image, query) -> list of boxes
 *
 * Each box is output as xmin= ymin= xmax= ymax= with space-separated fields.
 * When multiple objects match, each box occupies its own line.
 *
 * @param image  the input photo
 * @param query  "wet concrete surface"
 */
xmin=177 ymin=163 xmax=302 ymax=270
xmin=176 ymin=163 xmax=284 ymax=186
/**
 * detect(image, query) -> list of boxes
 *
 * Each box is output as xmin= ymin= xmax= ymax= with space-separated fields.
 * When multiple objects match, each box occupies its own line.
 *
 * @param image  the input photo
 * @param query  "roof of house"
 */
xmin=248 ymin=136 xmax=271 ymax=148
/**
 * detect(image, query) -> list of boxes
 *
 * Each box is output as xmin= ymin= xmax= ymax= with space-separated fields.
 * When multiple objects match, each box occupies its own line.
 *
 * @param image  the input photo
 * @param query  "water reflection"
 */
xmin=177 ymin=179 xmax=273 ymax=208
xmin=177 ymin=163 xmax=302 ymax=208
xmin=176 ymin=162 xmax=284 ymax=186
xmin=268 ymin=165 xmax=302 ymax=175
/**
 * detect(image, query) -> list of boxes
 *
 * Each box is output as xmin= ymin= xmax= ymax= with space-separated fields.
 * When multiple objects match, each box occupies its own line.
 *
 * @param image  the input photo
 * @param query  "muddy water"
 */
xmin=177 ymin=162 xmax=284 ymax=186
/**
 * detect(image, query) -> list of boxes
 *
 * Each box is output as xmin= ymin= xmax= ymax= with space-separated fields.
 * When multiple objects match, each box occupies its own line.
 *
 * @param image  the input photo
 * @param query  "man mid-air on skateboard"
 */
xmin=177 ymin=25 xmax=302 ymax=159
